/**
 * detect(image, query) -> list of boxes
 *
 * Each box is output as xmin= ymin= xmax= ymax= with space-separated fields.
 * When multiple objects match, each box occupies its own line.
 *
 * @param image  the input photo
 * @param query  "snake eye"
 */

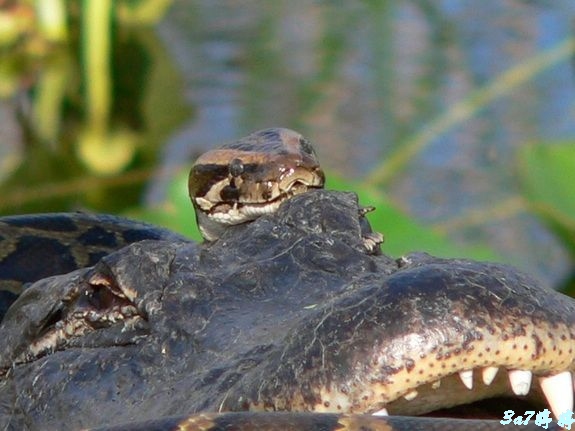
xmin=298 ymin=138 xmax=315 ymax=156
xmin=229 ymin=158 xmax=244 ymax=177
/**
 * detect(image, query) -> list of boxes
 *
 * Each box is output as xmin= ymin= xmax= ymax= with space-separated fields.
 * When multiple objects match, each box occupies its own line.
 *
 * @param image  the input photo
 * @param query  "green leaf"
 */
xmin=518 ymin=142 xmax=575 ymax=256
xmin=124 ymin=169 xmax=202 ymax=241
xmin=327 ymin=174 xmax=501 ymax=261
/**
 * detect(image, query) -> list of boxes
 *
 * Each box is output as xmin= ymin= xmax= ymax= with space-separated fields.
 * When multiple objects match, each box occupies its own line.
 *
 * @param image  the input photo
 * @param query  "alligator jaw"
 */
xmin=243 ymin=350 xmax=574 ymax=421
xmin=225 ymin=260 xmax=575 ymax=421
xmin=371 ymin=367 xmax=572 ymax=419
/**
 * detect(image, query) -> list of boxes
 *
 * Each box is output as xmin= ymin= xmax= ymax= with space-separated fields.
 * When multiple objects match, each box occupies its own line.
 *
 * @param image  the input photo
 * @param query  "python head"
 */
xmin=188 ymin=128 xmax=325 ymax=242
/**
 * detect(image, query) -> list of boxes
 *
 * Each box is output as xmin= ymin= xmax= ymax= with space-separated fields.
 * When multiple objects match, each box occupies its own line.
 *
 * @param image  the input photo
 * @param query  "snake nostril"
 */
xmin=221 ymin=185 xmax=240 ymax=202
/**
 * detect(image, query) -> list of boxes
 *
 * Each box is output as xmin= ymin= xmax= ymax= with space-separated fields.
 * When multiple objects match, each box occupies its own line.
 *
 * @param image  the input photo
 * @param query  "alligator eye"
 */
xmin=86 ymin=285 xmax=117 ymax=310
xmin=229 ymin=158 xmax=244 ymax=177
xmin=299 ymin=138 xmax=315 ymax=156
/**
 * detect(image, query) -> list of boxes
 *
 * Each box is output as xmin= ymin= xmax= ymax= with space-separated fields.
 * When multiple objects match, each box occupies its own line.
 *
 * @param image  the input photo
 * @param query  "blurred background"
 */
xmin=1 ymin=0 xmax=575 ymax=291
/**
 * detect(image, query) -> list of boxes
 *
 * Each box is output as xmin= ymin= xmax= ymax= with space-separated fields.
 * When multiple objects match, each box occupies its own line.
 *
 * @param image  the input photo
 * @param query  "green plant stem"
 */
xmin=82 ymin=0 xmax=112 ymax=133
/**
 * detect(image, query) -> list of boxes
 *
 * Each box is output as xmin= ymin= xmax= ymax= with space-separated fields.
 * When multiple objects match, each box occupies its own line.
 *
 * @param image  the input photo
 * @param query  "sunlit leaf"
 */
xmin=327 ymin=174 xmax=501 ymax=261
xmin=518 ymin=142 xmax=575 ymax=256
xmin=125 ymin=169 xmax=202 ymax=241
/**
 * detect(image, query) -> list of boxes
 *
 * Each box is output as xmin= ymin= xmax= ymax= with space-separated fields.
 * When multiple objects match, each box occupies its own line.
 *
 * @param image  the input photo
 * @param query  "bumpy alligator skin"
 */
xmin=0 ymin=191 xmax=571 ymax=430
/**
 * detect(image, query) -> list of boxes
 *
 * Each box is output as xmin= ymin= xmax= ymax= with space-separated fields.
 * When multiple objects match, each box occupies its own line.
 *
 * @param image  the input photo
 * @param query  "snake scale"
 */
xmin=0 ymin=128 xmax=570 ymax=431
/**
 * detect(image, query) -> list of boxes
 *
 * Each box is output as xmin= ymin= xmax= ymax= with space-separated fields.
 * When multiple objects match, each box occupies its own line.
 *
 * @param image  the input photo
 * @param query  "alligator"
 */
xmin=0 ymin=128 xmax=573 ymax=430
xmin=0 ymin=190 xmax=573 ymax=430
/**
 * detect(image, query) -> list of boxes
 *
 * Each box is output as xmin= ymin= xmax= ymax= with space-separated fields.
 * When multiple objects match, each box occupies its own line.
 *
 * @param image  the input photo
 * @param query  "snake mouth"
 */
xmin=191 ymin=167 xmax=325 ymax=241
xmin=195 ymin=171 xmax=325 ymax=225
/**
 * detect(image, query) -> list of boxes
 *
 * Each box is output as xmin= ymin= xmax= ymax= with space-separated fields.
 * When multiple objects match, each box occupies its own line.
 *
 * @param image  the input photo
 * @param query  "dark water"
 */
xmin=1 ymin=1 xmax=574 ymax=286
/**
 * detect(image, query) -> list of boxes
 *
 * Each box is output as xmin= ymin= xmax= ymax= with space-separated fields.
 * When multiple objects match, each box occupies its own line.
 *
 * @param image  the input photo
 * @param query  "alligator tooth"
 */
xmin=459 ymin=370 xmax=473 ymax=389
xmin=482 ymin=366 xmax=499 ymax=385
xmin=431 ymin=380 xmax=441 ymax=389
xmin=508 ymin=370 xmax=532 ymax=395
xmin=539 ymin=371 xmax=573 ymax=419
xmin=64 ymin=323 xmax=75 ymax=336
xmin=372 ymin=408 xmax=388 ymax=416
xmin=403 ymin=390 xmax=418 ymax=401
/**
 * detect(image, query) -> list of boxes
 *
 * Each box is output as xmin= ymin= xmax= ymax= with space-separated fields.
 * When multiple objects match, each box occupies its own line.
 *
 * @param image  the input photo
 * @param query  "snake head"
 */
xmin=188 ymin=128 xmax=325 ymax=241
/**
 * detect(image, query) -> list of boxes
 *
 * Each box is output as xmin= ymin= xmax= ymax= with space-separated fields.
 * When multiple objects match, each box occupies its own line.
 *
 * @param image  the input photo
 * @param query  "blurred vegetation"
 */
xmin=1 ymin=1 xmax=574 ymax=290
xmin=0 ymin=0 xmax=189 ymax=214
xmin=0 ymin=0 xmax=171 ymax=51
xmin=129 ymin=36 xmax=575 ymax=268
xmin=517 ymin=143 xmax=575 ymax=293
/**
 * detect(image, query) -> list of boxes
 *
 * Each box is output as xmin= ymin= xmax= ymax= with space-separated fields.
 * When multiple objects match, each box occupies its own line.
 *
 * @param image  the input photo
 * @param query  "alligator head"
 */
xmin=0 ymin=191 xmax=573 ymax=430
